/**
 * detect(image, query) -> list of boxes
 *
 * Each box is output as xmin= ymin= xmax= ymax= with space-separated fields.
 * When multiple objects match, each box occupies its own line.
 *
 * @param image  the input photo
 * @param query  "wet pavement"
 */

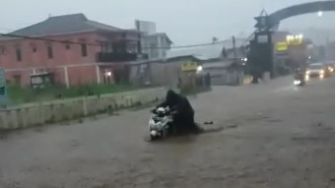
xmin=0 ymin=76 xmax=334 ymax=188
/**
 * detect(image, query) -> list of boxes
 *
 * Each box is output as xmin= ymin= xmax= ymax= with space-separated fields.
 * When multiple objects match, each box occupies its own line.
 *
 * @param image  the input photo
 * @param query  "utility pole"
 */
xmin=135 ymin=20 xmax=142 ymax=55
xmin=0 ymin=68 xmax=7 ymax=108
xmin=232 ymin=35 xmax=237 ymax=61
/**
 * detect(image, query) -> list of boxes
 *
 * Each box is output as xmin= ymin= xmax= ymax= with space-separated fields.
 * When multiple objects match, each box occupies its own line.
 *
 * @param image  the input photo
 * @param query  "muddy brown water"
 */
xmin=0 ymin=76 xmax=334 ymax=188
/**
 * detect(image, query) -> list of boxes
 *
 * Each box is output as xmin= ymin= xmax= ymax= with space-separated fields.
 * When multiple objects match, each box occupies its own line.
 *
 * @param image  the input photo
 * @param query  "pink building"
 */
xmin=0 ymin=13 xmax=140 ymax=87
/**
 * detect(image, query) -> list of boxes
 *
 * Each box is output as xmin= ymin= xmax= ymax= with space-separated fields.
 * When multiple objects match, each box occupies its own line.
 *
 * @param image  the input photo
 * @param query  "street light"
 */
xmin=286 ymin=35 xmax=294 ymax=42
xmin=297 ymin=34 xmax=303 ymax=40
xmin=317 ymin=11 xmax=323 ymax=17
xmin=196 ymin=65 xmax=203 ymax=74
xmin=105 ymin=71 xmax=112 ymax=77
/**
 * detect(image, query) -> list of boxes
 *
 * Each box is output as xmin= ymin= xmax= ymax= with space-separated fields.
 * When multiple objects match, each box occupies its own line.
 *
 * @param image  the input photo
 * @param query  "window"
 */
xmin=65 ymin=43 xmax=71 ymax=50
xmin=16 ymin=48 xmax=22 ymax=62
xmin=81 ymin=43 xmax=87 ymax=57
xmin=108 ymin=43 xmax=114 ymax=53
xmin=100 ymin=42 xmax=114 ymax=53
xmin=31 ymin=43 xmax=37 ymax=53
xmin=47 ymin=45 xmax=53 ymax=59
xmin=0 ymin=86 xmax=5 ymax=96
xmin=0 ymin=46 xmax=5 ymax=55
xmin=100 ymin=42 xmax=107 ymax=52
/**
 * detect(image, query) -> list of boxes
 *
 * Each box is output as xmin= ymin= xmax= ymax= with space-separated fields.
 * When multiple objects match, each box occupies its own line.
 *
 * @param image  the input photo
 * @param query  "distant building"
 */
xmin=165 ymin=40 xmax=247 ymax=85
xmin=273 ymin=31 xmax=314 ymax=74
xmin=135 ymin=20 xmax=172 ymax=60
xmin=142 ymin=33 xmax=172 ymax=59
xmin=129 ymin=39 xmax=248 ymax=87
xmin=0 ymin=13 xmax=140 ymax=87
xmin=166 ymin=39 xmax=246 ymax=60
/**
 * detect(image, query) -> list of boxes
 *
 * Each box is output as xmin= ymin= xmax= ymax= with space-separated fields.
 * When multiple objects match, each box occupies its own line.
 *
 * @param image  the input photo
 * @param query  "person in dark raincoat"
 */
xmin=155 ymin=90 xmax=200 ymax=134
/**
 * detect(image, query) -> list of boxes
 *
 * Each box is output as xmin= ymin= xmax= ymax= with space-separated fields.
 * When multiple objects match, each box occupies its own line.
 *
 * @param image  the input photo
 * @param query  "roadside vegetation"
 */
xmin=7 ymin=83 xmax=138 ymax=105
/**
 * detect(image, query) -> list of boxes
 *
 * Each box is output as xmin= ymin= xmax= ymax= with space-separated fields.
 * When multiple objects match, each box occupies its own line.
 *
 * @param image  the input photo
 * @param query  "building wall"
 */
xmin=0 ymin=33 xmax=140 ymax=86
xmin=150 ymin=61 xmax=181 ymax=88
xmin=129 ymin=62 xmax=152 ymax=86
xmin=0 ymin=32 xmax=100 ymax=67
xmin=142 ymin=35 xmax=170 ymax=59
xmin=204 ymin=67 xmax=244 ymax=86
xmin=0 ymin=32 xmax=107 ymax=86
xmin=203 ymin=60 xmax=245 ymax=86
xmin=67 ymin=65 xmax=98 ymax=86
xmin=157 ymin=36 xmax=170 ymax=58
xmin=96 ymin=31 xmax=139 ymax=54
xmin=129 ymin=60 xmax=182 ymax=88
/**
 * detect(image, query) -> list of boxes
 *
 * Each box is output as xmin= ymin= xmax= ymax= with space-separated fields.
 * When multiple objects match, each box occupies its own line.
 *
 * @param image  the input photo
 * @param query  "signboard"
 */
xmin=0 ymin=68 xmax=7 ymax=107
xmin=257 ymin=35 xmax=269 ymax=43
xmin=286 ymin=35 xmax=303 ymax=46
xmin=275 ymin=42 xmax=288 ymax=52
xmin=181 ymin=61 xmax=198 ymax=72
xmin=135 ymin=20 xmax=156 ymax=35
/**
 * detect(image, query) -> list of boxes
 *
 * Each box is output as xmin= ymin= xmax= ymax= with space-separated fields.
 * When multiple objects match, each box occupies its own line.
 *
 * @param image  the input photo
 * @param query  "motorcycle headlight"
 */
xmin=293 ymin=80 xmax=301 ymax=85
xmin=150 ymin=130 xmax=158 ymax=136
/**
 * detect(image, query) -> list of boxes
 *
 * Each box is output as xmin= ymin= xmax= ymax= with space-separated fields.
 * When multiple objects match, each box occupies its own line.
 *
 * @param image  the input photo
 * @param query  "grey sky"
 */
xmin=0 ymin=0 xmax=334 ymax=45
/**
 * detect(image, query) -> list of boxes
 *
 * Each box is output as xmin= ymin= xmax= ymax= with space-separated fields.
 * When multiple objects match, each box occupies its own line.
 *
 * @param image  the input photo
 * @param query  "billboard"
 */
xmin=135 ymin=20 xmax=156 ymax=35
xmin=275 ymin=42 xmax=288 ymax=52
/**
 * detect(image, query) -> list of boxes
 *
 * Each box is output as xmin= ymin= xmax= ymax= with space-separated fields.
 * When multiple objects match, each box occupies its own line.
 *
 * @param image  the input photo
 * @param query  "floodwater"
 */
xmin=0 ymin=76 xmax=334 ymax=188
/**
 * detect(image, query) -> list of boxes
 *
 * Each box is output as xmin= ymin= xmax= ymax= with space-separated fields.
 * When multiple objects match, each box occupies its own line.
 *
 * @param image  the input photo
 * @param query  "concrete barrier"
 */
xmin=0 ymin=87 xmax=166 ymax=130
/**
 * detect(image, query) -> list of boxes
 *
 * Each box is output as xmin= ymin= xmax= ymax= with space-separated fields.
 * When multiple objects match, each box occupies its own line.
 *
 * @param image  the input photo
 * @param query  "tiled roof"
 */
xmin=1 ymin=13 xmax=120 ymax=40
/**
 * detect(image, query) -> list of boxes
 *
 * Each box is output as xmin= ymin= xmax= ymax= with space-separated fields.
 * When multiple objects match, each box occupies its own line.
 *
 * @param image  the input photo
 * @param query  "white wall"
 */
xmin=0 ymin=87 xmax=166 ymax=130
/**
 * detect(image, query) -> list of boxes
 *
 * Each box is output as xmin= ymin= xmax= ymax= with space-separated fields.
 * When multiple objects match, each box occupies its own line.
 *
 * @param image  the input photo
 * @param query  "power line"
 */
xmin=0 ymin=33 xmax=249 ymax=50
xmin=0 ymin=33 xmax=98 ymax=46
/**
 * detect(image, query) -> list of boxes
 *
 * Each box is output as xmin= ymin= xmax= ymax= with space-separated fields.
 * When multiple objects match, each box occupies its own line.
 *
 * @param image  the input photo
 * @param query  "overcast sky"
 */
xmin=0 ymin=0 xmax=334 ymax=44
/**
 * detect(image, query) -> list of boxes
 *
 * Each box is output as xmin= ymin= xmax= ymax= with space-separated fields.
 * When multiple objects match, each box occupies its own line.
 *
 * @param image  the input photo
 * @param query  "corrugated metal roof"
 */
xmin=166 ymin=39 xmax=246 ymax=60
xmin=203 ymin=61 xmax=232 ymax=69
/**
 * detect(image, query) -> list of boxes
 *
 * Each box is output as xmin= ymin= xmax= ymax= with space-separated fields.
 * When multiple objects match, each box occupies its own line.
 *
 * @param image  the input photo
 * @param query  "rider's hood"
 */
xmin=166 ymin=90 xmax=179 ymax=105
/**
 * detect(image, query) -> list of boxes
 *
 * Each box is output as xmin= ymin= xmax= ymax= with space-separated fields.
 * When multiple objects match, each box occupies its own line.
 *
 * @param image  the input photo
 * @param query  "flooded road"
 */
xmin=0 ymin=76 xmax=334 ymax=188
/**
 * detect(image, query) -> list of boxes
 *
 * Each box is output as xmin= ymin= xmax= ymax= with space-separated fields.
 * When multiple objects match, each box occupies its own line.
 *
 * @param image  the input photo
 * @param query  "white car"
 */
xmin=305 ymin=63 xmax=326 ymax=80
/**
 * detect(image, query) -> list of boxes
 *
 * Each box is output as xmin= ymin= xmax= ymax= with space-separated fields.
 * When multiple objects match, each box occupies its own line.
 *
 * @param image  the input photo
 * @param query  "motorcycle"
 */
xmin=293 ymin=79 xmax=305 ymax=86
xmin=293 ymin=73 xmax=305 ymax=86
xmin=148 ymin=107 xmax=173 ymax=140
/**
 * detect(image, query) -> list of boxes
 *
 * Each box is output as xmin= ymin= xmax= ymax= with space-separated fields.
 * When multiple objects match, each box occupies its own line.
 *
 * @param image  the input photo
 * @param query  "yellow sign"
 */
xmin=286 ymin=34 xmax=303 ymax=46
xmin=181 ymin=61 xmax=198 ymax=71
xmin=275 ymin=42 xmax=288 ymax=52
